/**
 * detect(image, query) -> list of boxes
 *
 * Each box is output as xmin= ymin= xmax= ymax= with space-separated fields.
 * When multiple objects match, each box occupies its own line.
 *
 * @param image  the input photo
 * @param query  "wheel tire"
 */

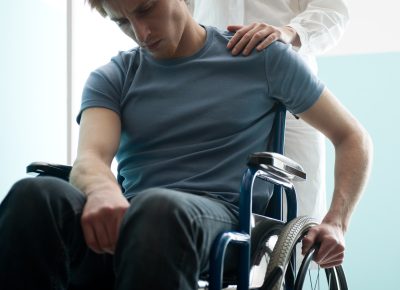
xmin=262 ymin=216 xmax=348 ymax=290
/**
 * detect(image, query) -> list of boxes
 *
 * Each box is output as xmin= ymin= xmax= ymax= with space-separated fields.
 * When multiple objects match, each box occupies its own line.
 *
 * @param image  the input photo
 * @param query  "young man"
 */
xmin=0 ymin=0 xmax=372 ymax=289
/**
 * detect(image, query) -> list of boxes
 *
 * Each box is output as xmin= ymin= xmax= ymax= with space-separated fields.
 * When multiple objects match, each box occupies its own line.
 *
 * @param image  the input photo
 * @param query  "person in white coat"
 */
xmin=190 ymin=0 xmax=350 ymax=222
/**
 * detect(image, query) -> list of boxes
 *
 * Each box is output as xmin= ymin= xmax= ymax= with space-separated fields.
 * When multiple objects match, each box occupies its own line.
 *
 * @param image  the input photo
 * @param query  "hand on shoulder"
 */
xmin=226 ymin=23 xmax=300 ymax=56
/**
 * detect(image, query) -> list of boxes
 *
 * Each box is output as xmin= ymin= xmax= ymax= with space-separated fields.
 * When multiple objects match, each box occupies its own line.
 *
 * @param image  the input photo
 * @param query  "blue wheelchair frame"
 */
xmin=208 ymin=104 xmax=301 ymax=290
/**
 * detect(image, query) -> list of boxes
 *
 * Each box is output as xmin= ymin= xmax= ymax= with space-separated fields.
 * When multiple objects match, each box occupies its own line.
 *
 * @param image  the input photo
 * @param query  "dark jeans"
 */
xmin=0 ymin=177 xmax=239 ymax=290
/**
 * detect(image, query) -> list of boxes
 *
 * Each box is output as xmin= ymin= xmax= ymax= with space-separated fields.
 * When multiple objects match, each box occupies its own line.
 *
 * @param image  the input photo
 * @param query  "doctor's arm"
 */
xmin=227 ymin=0 xmax=349 ymax=56
xmin=298 ymin=88 xmax=373 ymax=268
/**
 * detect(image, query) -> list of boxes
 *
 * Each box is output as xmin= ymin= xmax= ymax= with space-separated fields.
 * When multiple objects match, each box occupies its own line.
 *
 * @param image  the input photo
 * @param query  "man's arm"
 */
xmin=298 ymin=88 xmax=373 ymax=268
xmin=70 ymin=107 xmax=129 ymax=254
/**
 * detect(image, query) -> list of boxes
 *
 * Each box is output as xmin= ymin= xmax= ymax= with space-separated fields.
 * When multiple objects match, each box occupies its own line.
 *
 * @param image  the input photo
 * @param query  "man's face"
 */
xmin=103 ymin=0 xmax=187 ymax=59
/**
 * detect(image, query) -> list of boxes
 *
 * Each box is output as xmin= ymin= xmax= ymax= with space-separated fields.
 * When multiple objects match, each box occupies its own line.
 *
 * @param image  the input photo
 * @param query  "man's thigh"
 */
xmin=116 ymin=188 xmax=240 ymax=284
xmin=0 ymin=177 xmax=115 ymax=289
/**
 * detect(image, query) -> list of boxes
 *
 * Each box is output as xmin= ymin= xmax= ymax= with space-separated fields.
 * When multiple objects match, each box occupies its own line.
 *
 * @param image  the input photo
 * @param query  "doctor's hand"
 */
xmin=81 ymin=191 xmax=130 ymax=254
xmin=226 ymin=23 xmax=300 ymax=56
xmin=301 ymin=222 xmax=346 ymax=268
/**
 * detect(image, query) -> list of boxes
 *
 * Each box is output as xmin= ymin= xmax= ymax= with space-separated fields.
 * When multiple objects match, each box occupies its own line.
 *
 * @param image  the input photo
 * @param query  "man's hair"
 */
xmin=86 ymin=0 xmax=107 ymax=17
xmin=86 ymin=0 xmax=190 ymax=18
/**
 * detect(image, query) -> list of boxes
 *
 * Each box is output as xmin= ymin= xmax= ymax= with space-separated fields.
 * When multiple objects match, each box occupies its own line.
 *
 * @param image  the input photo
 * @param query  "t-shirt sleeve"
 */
xmin=264 ymin=42 xmax=325 ymax=115
xmin=76 ymin=52 xmax=128 ymax=124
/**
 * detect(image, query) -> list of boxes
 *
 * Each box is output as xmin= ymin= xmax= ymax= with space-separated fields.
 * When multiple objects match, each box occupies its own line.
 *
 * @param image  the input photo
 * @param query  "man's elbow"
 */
xmin=360 ymin=127 xmax=374 ymax=166
xmin=344 ymin=125 xmax=374 ymax=168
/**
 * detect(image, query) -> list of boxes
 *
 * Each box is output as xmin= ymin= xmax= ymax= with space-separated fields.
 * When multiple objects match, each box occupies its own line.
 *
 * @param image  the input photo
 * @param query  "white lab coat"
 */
xmin=190 ymin=0 xmax=349 ymax=221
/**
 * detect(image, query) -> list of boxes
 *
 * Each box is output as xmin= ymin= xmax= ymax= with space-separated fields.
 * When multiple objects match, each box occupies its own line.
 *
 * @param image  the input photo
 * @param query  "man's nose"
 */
xmin=131 ymin=19 xmax=150 ymax=44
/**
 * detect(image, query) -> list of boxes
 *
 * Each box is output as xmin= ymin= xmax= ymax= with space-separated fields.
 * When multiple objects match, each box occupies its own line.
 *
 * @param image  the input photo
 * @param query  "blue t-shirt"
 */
xmin=78 ymin=26 xmax=324 ymax=212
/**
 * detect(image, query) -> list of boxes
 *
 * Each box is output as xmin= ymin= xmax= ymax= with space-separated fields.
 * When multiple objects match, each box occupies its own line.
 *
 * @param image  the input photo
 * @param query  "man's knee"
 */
xmin=8 ymin=176 xmax=61 ymax=200
xmin=5 ymin=177 xmax=53 ymax=208
xmin=2 ymin=177 xmax=85 ymax=216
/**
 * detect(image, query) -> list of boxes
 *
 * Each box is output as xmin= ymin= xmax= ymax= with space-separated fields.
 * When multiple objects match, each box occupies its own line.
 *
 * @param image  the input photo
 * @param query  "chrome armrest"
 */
xmin=247 ymin=152 xmax=306 ymax=182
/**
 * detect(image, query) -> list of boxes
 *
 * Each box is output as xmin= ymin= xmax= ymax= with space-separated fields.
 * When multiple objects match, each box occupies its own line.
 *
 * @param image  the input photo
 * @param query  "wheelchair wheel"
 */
xmin=206 ymin=216 xmax=285 ymax=290
xmin=262 ymin=216 xmax=348 ymax=290
xmin=248 ymin=216 xmax=285 ymax=288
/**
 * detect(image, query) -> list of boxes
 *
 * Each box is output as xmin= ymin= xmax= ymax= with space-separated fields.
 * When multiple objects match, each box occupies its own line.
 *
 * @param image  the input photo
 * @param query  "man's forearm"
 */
xmin=70 ymin=154 xmax=128 ymax=255
xmin=324 ymin=128 xmax=373 ymax=231
xmin=70 ymin=156 xmax=122 ymax=198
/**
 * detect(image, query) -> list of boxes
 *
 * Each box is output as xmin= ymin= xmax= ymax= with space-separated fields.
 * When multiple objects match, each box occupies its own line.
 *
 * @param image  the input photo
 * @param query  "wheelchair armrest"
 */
xmin=26 ymin=162 xmax=72 ymax=181
xmin=247 ymin=152 xmax=306 ymax=181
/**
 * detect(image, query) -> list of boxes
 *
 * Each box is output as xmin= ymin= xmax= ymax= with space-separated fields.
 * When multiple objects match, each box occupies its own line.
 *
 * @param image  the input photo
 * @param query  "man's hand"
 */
xmin=301 ymin=222 xmax=345 ymax=268
xmin=81 ymin=191 xmax=130 ymax=254
xmin=226 ymin=23 xmax=300 ymax=56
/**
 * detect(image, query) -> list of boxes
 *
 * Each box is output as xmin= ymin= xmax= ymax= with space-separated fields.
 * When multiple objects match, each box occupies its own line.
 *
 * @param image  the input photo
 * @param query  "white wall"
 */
xmin=0 ymin=0 xmax=67 ymax=201
xmin=327 ymin=0 xmax=400 ymax=55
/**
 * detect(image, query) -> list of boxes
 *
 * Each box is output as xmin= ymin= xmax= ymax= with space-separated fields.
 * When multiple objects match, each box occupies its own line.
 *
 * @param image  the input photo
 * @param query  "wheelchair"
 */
xmin=27 ymin=105 xmax=347 ymax=290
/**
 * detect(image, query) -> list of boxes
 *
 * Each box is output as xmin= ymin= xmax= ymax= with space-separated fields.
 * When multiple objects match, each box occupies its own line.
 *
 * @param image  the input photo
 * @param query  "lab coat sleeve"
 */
xmin=288 ymin=0 xmax=349 ymax=55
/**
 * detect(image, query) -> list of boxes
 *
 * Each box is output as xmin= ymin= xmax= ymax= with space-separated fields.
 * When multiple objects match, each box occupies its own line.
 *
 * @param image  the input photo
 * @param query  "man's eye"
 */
xmin=137 ymin=4 xmax=154 ymax=15
xmin=116 ymin=19 xmax=129 ymax=27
